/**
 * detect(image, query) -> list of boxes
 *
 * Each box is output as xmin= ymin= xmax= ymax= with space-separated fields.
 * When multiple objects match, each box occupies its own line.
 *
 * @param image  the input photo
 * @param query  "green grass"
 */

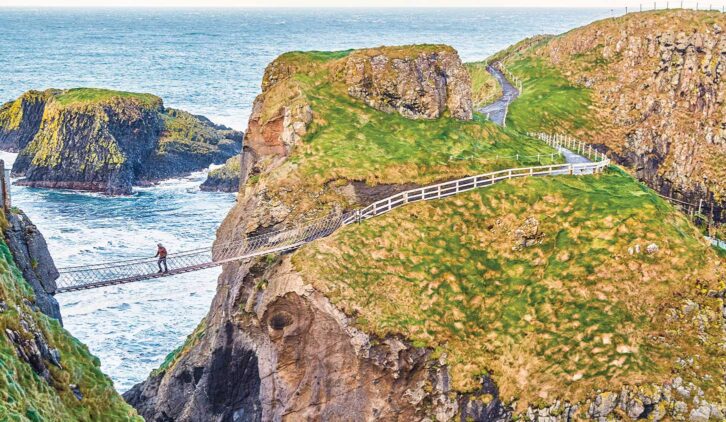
xmin=293 ymin=168 xmax=724 ymax=408
xmin=0 ymin=238 xmax=140 ymax=421
xmin=256 ymin=49 xmax=568 ymax=218
xmin=298 ymin=78 xmax=562 ymax=185
xmin=54 ymin=88 xmax=160 ymax=108
xmin=505 ymin=57 xmax=596 ymax=135
xmin=465 ymin=61 xmax=502 ymax=108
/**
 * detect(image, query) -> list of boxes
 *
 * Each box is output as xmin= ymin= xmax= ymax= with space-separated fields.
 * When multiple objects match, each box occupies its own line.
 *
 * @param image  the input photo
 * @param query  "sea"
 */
xmin=0 ymin=7 xmax=613 ymax=392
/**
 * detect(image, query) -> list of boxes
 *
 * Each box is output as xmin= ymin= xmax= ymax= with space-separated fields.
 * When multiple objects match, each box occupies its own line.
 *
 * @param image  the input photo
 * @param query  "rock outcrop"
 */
xmin=125 ymin=44 xmax=480 ymax=421
xmin=0 ymin=88 xmax=242 ymax=195
xmin=3 ymin=209 xmax=61 ymax=323
xmin=200 ymin=154 xmax=241 ymax=193
xmin=344 ymin=45 xmax=473 ymax=120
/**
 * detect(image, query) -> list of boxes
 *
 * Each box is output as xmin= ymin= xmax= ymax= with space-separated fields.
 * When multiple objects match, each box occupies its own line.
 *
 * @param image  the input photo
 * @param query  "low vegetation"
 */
xmin=0 ymin=238 xmax=140 ymax=421
xmin=206 ymin=155 xmax=240 ymax=181
xmin=505 ymin=56 xmax=596 ymax=135
xmin=53 ymin=88 xmax=161 ymax=108
xmin=293 ymin=168 xmax=724 ymax=408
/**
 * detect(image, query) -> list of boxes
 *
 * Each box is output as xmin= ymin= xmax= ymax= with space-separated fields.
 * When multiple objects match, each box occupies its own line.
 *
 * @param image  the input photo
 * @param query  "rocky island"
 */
xmin=200 ymin=154 xmax=242 ymax=193
xmin=0 ymin=88 xmax=242 ymax=195
xmin=124 ymin=22 xmax=725 ymax=422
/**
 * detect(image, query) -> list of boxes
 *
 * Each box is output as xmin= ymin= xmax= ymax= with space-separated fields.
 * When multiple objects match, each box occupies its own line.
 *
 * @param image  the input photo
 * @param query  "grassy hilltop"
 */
xmin=239 ymin=47 xmax=564 ymax=220
xmin=495 ymin=10 xmax=726 ymax=220
xmin=249 ymin=43 xmax=725 ymax=410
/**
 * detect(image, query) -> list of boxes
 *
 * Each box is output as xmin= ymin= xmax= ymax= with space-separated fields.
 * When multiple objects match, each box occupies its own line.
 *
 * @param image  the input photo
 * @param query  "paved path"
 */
xmin=479 ymin=63 xmax=520 ymax=125
xmin=482 ymin=65 xmax=593 ymax=171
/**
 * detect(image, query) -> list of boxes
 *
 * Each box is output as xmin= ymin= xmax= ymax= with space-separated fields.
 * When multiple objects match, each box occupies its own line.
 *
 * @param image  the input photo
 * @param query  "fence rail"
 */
xmin=55 ymin=135 xmax=609 ymax=293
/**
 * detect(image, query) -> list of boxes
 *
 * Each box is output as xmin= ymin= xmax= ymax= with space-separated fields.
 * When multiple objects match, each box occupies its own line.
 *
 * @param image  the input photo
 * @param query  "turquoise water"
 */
xmin=1 ymin=8 xmax=613 ymax=392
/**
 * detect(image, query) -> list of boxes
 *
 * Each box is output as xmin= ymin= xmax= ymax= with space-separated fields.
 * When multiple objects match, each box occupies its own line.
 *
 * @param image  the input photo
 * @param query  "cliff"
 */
xmin=0 ymin=88 xmax=242 ymax=195
xmin=3 ymin=209 xmax=61 ymax=323
xmin=126 ymin=44 xmax=725 ymax=421
xmin=501 ymin=10 xmax=726 ymax=223
xmin=0 ymin=206 xmax=140 ymax=420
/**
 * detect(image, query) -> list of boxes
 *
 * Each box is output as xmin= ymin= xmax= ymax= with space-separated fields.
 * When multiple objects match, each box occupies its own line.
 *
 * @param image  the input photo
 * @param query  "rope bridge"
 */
xmin=55 ymin=133 xmax=609 ymax=294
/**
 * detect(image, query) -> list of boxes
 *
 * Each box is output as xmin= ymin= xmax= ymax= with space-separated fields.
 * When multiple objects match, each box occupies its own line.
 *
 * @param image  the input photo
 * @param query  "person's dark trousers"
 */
xmin=158 ymin=257 xmax=168 ymax=273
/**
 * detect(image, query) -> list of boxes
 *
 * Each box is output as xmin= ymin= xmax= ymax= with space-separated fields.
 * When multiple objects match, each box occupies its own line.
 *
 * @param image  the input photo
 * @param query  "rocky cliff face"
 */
xmin=0 ymin=207 xmax=141 ymax=420
xmin=3 ymin=209 xmax=61 ymax=323
xmin=344 ymin=45 xmax=473 ymax=120
xmin=0 ymin=90 xmax=50 ymax=152
xmin=125 ymin=43 xmax=725 ymax=421
xmin=0 ymin=88 xmax=242 ymax=195
xmin=516 ymin=10 xmax=726 ymax=221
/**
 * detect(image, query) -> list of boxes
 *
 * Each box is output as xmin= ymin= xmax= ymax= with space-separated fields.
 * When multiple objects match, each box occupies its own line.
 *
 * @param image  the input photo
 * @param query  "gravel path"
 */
xmin=481 ymin=64 xmax=593 ymax=172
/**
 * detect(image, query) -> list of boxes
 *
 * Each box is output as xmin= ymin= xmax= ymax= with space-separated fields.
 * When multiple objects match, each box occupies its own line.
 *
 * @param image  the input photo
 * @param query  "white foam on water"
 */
xmin=11 ymin=169 xmax=235 ymax=392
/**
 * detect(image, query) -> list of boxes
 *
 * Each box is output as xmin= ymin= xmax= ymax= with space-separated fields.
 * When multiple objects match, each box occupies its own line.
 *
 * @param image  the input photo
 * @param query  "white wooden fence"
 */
xmin=342 ymin=134 xmax=609 ymax=225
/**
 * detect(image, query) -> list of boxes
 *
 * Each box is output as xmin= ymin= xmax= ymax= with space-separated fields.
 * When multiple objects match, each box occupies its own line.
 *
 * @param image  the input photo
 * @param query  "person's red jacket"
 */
xmin=156 ymin=246 xmax=168 ymax=258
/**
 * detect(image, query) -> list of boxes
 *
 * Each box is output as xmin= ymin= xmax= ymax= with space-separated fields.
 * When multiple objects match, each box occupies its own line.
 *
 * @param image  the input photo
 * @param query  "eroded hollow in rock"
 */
xmin=269 ymin=312 xmax=293 ymax=330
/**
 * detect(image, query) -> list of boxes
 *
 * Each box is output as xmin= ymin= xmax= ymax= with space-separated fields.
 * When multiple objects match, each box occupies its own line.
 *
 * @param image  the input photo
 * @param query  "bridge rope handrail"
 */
xmin=55 ymin=132 xmax=608 ymax=293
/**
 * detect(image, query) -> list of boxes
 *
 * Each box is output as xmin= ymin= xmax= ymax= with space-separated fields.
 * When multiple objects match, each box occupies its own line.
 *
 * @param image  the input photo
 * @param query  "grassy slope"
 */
xmin=293 ymin=168 xmax=725 ymax=407
xmin=257 ymin=49 xmax=565 ymax=218
xmin=501 ymin=11 xmax=726 ymax=203
xmin=506 ymin=56 xmax=596 ymax=135
xmin=464 ymin=61 xmax=502 ymax=108
xmin=0 ymin=239 xmax=140 ymax=421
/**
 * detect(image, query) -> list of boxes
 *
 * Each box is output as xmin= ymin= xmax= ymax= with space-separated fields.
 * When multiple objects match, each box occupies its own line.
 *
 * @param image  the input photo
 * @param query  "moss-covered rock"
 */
xmin=0 ymin=88 xmax=242 ymax=195
xmin=200 ymin=155 xmax=240 ymax=193
xmin=0 ymin=208 xmax=141 ymax=420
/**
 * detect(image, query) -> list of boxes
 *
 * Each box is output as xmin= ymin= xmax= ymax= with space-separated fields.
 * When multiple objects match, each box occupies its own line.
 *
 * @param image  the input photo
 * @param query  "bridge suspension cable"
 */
xmin=55 ymin=133 xmax=608 ymax=294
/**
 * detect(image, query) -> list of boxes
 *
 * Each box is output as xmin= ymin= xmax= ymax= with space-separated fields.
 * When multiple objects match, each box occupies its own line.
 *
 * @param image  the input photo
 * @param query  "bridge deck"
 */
xmin=54 ymin=132 xmax=607 ymax=294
